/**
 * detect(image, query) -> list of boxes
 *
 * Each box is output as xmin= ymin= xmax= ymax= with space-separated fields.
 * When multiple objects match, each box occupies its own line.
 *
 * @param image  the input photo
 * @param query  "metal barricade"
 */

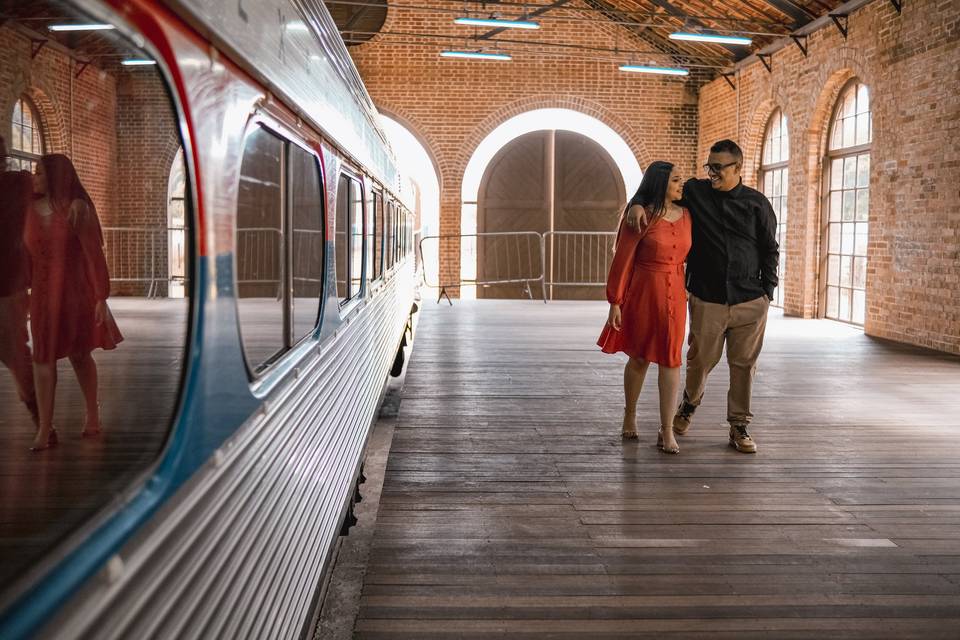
xmin=543 ymin=231 xmax=617 ymax=294
xmin=419 ymin=232 xmax=546 ymax=304
xmin=102 ymin=226 xmax=163 ymax=297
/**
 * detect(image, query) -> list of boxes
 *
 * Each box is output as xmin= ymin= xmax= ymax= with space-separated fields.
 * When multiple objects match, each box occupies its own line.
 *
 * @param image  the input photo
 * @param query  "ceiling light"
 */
xmin=48 ymin=23 xmax=115 ymax=32
xmin=669 ymin=32 xmax=752 ymax=46
xmin=454 ymin=17 xmax=539 ymax=30
xmin=121 ymin=59 xmax=157 ymax=66
xmin=440 ymin=50 xmax=512 ymax=61
xmin=619 ymin=64 xmax=689 ymax=76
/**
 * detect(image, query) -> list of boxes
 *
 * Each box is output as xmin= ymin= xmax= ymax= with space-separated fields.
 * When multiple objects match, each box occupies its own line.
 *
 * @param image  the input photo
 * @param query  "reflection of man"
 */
xmin=673 ymin=140 xmax=779 ymax=453
xmin=0 ymin=135 xmax=38 ymax=424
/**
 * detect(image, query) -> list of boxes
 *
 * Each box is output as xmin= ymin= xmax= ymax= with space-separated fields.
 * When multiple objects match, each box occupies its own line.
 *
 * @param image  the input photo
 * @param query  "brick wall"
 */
xmin=347 ymin=0 xmax=707 ymax=295
xmin=1 ymin=25 xmax=180 ymax=297
xmin=696 ymin=0 xmax=959 ymax=354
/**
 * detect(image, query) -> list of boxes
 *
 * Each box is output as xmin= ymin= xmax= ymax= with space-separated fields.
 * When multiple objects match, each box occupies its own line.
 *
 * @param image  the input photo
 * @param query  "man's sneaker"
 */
xmin=729 ymin=425 xmax=757 ymax=453
xmin=672 ymin=397 xmax=697 ymax=435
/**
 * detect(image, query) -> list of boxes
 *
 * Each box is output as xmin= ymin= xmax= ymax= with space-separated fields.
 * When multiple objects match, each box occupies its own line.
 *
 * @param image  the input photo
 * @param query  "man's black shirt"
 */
xmin=681 ymin=178 xmax=779 ymax=305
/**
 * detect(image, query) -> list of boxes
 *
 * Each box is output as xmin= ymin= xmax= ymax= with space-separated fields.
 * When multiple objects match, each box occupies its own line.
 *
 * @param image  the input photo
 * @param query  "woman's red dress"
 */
xmin=25 ymin=199 xmax=123 ymax=363
xmin=597 ymin=209 xmax=692 ymax=367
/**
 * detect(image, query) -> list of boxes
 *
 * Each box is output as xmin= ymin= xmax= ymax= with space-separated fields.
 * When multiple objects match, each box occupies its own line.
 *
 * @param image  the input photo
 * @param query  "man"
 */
xmin=0 ymin=135 xmax=39 ymax=424
xmin=633 ymin=139 xmax=778 ymax=453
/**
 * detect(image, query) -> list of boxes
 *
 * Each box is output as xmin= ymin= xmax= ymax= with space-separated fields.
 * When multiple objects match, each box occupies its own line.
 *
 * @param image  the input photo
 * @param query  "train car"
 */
xmin=0 ymin=0 xmax=417 ymax=637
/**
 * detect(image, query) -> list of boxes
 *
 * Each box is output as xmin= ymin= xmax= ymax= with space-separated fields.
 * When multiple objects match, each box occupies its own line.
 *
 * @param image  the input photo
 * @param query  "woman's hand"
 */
xmin=94 ymin=300 xmax=107 ymax=325
xmin=607 ymin=304 xmax=622 ymax=331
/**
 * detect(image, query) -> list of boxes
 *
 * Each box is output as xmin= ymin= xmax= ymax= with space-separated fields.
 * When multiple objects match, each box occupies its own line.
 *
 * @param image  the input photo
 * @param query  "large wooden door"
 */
xmin=477 ymin=130 xmax=624 ymax=299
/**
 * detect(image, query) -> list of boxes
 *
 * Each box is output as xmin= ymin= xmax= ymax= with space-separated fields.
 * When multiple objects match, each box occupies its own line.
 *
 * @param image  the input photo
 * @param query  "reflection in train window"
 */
xmin=289 ymin=146 xmax=324 ymax=341
xmin=0 ymin=0 xmax=190 ymax=591
xmin=236 ymin=126 xmax=285 ymax=369
xmin=373 ymin=192 xmax=384 ymax=280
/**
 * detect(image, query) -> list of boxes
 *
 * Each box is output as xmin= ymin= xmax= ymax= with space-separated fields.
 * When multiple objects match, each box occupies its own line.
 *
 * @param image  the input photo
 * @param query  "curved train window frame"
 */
xmin=0 ymin=1 xmax=199 ymax=607
xmin=371 ymin=188 xmax=384 ymax=284
xmin=337 ymin=167 xmax=366 ymax=312
xmin=234 ymin=114 xmax=328 ymax=379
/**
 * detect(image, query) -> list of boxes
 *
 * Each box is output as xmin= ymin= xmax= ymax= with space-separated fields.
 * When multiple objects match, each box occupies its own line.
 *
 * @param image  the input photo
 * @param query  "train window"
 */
xmin=289 ymin=145 xmax=324 ymax=340
xmin=365 ymin=190 xmax=376 ymax=283
xmin=373 ymin=192 xmax=384 ymax=280
xmin=384 ymin=200 xmax=394 ymax=269
xmin=335 ymin=174 xmax=363 ymax=302
xmin=394 ymin=208 xmax=402 ymax=261
xmin=0 ymin=0 xmax=191 ymax=591
xmin=350 ymin=179 xmax=364 ymax=295
xmin=236 ymin=126 xmax=285 ymax=369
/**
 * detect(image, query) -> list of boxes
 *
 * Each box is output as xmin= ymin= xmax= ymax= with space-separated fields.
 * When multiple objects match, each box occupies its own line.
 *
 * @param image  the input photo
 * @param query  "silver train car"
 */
xmin=0 ymin=0 xmax=416 ymax=637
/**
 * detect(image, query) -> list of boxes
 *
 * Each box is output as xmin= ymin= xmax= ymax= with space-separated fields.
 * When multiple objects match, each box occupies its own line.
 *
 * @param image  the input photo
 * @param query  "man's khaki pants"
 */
xmin=684 ymin=293 xmax=769 ymax=427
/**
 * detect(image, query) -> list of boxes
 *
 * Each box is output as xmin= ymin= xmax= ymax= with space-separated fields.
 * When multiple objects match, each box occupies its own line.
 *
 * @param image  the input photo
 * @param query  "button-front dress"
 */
xmin=597 ymin=208 xmax=692 ymax=367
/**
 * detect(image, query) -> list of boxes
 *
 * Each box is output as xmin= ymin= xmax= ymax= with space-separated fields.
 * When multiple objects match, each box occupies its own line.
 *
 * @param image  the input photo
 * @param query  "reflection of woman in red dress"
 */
xmin=26 ymin=154 xmax=123 ymax=451
xmin=597 ymin=161 xmax=691 ymax=453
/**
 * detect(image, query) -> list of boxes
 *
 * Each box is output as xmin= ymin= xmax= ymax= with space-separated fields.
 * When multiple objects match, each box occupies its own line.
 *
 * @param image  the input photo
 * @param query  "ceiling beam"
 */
xmin=754 ymin=0 xmax=818 ymax=28
xmin=644 ymin=0 xmax=750 ymax=57
xmin=476 ymin=0 xmax=571 ymax=40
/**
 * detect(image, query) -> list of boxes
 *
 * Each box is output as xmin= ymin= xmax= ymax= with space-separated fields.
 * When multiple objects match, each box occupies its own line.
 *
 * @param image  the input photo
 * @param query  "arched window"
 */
xmin=760 ymin=109 xmax=789 ymax=307
xmin=824 ymin=81 xmax=871 ymax=325
xmin=9 ymin=96 xmax=44 ymax=171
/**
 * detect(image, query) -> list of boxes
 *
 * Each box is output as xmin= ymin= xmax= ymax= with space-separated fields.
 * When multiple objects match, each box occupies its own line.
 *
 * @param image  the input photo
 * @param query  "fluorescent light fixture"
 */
xmin=619 ymin=64 xmax=689 ymax=76
xmin=121 ymin=59 xmax=157 ymax=66
xmin=440 ymin=50 xmax=512 ymax=61
xmin=669 ymin=32 xmax=752 ymax=46
xmin=454 ymin=17 xmax=539 ymax=30
xmin=48 ymin=23 xmax=115 ymax=32
xmin=286 ymin=21 xmax=309 ymax=31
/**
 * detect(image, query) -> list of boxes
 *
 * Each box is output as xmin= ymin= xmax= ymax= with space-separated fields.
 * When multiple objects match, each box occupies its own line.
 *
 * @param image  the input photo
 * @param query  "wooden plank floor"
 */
xmin=0 ymin=298 xmax=188 ymax=587
xmin=354 ymin=300 xmax=960 ymax=639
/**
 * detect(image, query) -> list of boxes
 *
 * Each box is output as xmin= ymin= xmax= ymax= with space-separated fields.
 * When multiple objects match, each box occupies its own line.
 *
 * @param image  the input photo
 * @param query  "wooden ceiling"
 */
xmin=325 ymin=0 xmax=852 ymax=73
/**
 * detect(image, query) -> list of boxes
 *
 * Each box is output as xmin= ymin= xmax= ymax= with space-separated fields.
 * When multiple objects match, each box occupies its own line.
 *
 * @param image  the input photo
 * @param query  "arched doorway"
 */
xmin=379 ymin=115 xmax=440 ymax=290
xmin=477 ymin=129 xmax=625 ymax=299
xmin=461 ymin=108 xmax=641 ymax=299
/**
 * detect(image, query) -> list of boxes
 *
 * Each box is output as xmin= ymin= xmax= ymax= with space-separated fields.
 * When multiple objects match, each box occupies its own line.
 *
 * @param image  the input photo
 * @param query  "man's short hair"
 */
xmin=710 ymin=139 xmax=743 ymax=163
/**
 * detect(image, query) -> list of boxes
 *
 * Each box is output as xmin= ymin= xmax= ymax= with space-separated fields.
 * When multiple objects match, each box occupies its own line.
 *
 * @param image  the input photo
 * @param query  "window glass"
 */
xmin=0 ymin=0 xmax=190 ymax=591
xmin=824 ymin=81 xmax=871 ymax=325
xmin=289 ymin=145 xmax=324 ymax=340
xmin=9 ymin=96 xmax=44 ymax=172
xmin=335 ymin=175 xmax=349 ymax=299
xmin=236 ymin=126 xmax=284 ymax=368
xmin=350 ymin=178 xmax=364 ymax=296
xmin=365 ymin=190 xmax=375 ymax=282
xmin=384 ymin=201 xmax=394 ymax=269
xmin=372 ymin=192 xmax=383 ymax=280
xmin=760 ymin=109 xmax=789 ymax=308
xmin=336 ymin=174 xmax=363 ymax=302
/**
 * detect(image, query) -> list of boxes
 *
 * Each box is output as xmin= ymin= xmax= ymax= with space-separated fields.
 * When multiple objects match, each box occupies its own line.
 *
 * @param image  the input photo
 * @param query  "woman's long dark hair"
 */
xmin=39 ymin=154 xmax=95 ymax=217
xmin=622 ymin=160 xmax=674 ymax=226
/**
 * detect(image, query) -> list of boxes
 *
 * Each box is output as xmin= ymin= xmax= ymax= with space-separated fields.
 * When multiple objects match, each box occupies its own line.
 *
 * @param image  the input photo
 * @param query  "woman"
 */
xmin=26 ymin=154 xmax=122 ymax=451
xmin=597 ymin=161 xmax=691 ymax=453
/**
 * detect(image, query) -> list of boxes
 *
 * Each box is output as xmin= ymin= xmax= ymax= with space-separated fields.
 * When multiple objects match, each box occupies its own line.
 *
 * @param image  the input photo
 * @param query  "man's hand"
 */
xmin=607 ymin=304 xmax=622 ymax=331
xmin=94 ymin=300 xmax=107 ymax=325
xmin=624 ymin=205 xmax=646 ymax=229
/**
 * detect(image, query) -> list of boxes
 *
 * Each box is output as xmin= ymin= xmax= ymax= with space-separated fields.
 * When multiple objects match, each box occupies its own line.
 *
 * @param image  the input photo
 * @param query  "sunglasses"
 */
xmin=703 ymin=161 xmax=738 ymax=174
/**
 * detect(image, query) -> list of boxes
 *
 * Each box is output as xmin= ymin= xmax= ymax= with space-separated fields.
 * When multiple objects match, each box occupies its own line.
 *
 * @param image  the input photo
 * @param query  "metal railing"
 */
xmin=419 ymin=232 xmax=546 ymax=304
xmin=102 ymin=226 xmax=165 ymax=297
xmin=418 ymin=230 xmax=619 ymax=304
xmin=544 ymin=231 xmax=617 ymax=290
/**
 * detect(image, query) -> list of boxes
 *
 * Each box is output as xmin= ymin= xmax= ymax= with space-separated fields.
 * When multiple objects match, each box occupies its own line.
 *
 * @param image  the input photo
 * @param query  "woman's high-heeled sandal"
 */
xmin=657 ymin=427 xmax=680 ymax=454
xmin=31 ymin=427 xmax=59 ymax=452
